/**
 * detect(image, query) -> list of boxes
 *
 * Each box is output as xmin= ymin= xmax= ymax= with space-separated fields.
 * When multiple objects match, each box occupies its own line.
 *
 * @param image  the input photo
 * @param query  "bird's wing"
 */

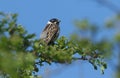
xmin=40 ymin=24 xmax=51 ymax=39
xmin=40 ymin=31 xmax=47 ymax=39
xmin=41 ymin=24 xmax=59 ymax=44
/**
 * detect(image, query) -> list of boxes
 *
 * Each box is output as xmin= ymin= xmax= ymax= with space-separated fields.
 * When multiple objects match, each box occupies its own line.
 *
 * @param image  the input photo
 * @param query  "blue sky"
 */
xmin=0 ymin=0 xmax=119 ymax=78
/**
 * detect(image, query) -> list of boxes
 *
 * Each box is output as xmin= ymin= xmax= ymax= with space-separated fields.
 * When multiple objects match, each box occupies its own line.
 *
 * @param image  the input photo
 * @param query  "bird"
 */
xmin=40 ymin=18 xmax=60 ymax=45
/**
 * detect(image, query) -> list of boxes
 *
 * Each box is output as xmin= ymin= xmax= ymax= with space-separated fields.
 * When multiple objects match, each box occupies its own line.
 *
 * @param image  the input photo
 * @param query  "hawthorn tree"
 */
xmin=0 ymin=12 xmax=108 ymax=78
xmin=1 ymin=11 xmax=120 ymax=78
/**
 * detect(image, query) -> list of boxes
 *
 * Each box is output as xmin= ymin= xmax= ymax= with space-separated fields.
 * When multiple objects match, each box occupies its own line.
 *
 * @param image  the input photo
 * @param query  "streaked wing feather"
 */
xmin=40 ymin=31 xmax=47 ymax=39
xmin=46 ymin=24 xmax=59 ymax=44
xmin=40 ymin=24 xmax=59 ymax=44
xmin=40 ymin=24 xmax=51 ymax=39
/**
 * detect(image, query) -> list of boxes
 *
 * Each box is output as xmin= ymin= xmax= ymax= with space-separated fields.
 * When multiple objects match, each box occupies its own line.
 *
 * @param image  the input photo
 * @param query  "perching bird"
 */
xmin=40 ymin=18 xmax=60 ymax=45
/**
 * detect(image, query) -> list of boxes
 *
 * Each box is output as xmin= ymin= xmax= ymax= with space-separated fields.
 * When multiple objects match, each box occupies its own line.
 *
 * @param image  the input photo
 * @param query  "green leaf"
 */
xmin=74 ymin=19 xmax=89 ymax=30
xmin=100 ymin=66 xmax=105 ymax=74
xmin=106 ymin=20 xmax=114 ymax=28
xmin=26 ymin=34 xmax=36 ymax=39
xmin=115 ymin=33 xmax=120 ymax=42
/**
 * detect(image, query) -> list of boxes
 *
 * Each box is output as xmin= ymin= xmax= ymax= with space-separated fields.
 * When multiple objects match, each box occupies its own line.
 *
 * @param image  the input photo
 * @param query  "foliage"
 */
xmin=0 ymin=12 xmax=110 ymax=78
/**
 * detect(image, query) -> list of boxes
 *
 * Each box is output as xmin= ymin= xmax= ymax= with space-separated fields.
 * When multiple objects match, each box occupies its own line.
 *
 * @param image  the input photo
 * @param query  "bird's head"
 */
xmin=48 ymin=18 xmax=60 ymax=25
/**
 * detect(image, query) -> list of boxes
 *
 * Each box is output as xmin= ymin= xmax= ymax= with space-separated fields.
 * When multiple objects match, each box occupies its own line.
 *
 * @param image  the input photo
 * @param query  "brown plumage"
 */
xmin=40 ymin=18 xmax=60 ymax=45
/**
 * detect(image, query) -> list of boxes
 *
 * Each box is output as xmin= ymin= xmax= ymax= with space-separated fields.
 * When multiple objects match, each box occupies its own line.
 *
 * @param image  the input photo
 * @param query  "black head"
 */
xmin=49 ymin=18 xmax=60 ymax=24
